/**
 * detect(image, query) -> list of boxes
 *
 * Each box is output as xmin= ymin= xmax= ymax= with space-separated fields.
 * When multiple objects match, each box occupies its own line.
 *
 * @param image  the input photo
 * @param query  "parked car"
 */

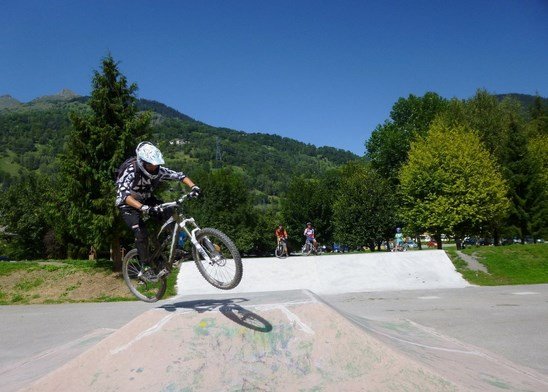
xmin=0 ymin=255 xmax=12 ymax=262
xmin=405 ymin=239 xmax=418 ymax=248
xmin=427 ymin=240 xmax=437 ymax=248
xmin=463 ymin=237 xmax=478 ymax=246
xmin=477 ymin=238 xmax=493 ymax=246
xmin=332 ymin=243 xmax=349 ymax=253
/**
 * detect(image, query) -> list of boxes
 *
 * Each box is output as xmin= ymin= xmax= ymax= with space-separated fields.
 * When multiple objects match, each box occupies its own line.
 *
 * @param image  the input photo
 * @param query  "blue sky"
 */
xmin=2 ymin=1 xmax=547 ymax=156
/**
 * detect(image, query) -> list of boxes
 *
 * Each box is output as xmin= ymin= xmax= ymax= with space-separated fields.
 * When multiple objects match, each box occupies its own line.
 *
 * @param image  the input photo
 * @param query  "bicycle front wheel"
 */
xmin=122 ymin=249 xmax=167 ymax=302
xmin=275 ymin=243 xmax=286 ymax=258
xmin=192 ymin=228 xmax=243 ymax=290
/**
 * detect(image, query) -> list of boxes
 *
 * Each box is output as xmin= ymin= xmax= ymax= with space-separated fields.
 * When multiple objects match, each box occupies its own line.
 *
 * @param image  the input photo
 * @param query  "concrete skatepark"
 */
xmin=1 ymin=250 xmax=547 ymax=391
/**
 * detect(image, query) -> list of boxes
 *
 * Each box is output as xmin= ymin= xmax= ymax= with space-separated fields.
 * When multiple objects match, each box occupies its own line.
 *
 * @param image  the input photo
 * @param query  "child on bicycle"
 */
xmin=393 ymin=227 xmax=404 ymax=251
xmin=275 ymin=224 xmax=288 ymax=256
xmin=303 ymin=222 xmax=318 ymax=253
xmin=115 ymin=141 xmax=200 ymax=275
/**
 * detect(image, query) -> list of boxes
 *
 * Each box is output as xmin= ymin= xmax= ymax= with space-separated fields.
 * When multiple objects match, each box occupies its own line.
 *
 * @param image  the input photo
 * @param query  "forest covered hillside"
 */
xmin=0 ymin=90 xmax=358 ymax=198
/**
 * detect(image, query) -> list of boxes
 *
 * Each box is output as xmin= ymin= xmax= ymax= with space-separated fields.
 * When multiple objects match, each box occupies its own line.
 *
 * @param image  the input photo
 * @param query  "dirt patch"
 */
xmin=0 ymin=266 xmax=135 ymax=304
xmin=455 ymin=250 xmax=489 ymax=273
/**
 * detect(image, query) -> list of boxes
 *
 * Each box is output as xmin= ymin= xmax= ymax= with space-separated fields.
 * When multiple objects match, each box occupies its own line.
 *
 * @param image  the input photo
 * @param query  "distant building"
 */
xmin=169 ymin=139 xmax=189 ymax=145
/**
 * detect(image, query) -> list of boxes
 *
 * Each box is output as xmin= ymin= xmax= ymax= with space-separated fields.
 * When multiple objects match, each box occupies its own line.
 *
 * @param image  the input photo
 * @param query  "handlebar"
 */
xmin=156 ymin=192 xmax=198 ymax=210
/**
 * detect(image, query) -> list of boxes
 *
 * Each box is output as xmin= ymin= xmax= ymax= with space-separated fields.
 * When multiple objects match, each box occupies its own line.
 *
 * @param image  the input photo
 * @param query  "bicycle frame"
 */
xmin=154 ymin=195 xmax=215 ymax=277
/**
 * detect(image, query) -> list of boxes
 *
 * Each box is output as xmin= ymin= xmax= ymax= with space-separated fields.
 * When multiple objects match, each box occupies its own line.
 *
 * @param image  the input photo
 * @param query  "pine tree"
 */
xmin=60 ymin=54 xmax=151 ymax=269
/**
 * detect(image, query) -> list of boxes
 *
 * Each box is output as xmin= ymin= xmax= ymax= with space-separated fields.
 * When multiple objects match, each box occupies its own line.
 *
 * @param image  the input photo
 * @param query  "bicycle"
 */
xmin=122 ymin=193 xmax=243 ymax=302
xmin=391 ymin=241 xmax=409 ymax=252
xmin=275 ymin=238 xmax=288 ymax=258
xmin=302 ymin=239 xmax=320 ymax=256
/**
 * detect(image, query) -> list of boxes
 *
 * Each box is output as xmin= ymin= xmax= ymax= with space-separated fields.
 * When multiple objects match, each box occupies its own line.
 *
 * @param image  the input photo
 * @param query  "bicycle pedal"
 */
xmin=157 ymin=268 xmax=169 ymax=278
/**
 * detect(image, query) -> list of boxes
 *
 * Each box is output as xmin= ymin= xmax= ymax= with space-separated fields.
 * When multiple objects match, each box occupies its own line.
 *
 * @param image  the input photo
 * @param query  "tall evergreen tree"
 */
xmin=502 ymin=114 xmax=536 ymax=242
xmin=60 ymin=54 xmax=151 ymax=269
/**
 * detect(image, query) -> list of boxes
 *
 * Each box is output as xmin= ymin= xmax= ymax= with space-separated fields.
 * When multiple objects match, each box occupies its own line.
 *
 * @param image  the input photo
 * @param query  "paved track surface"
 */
xmin=1 ymin=252 xmax=547 ymax=391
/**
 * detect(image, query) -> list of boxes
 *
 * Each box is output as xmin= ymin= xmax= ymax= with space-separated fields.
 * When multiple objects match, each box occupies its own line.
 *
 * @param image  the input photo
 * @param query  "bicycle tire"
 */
xmin=304 ymin=242 xmax=312 ymax=256
xmin=275 ymin=243 xmax=287 ymax=258
xmin=122 ymin=249 xmax=167 ymax=302
xmin=192 ymin=228 xmax=243 ymax=289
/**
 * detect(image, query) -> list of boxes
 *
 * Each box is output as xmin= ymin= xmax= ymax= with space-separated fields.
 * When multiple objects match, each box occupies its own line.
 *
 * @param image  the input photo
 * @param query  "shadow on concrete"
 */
xmin=159 ymin=298 xmax=273 ymax=333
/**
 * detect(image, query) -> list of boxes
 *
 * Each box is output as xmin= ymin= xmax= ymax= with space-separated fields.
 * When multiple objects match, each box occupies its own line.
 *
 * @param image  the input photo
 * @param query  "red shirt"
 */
xmin=275 ymin=228 xmax=287 ymax=239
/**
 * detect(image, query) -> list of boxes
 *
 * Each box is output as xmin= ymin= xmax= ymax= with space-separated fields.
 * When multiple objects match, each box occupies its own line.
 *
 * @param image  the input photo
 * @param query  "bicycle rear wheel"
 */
xmin=122 ymin=249 xmax=167 ymax=302
xmin=192 ymin=228 xmax=243 ymax=289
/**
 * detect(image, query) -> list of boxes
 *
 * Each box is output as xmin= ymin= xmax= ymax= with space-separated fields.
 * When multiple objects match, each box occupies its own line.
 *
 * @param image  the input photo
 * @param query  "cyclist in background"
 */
xmin=393 ymin=227 xmax=404 ymax=251
xmin=303 ymin=222 xmax=318 ymax=254
xmin=275 ymin=224 xmax=288 ymax=256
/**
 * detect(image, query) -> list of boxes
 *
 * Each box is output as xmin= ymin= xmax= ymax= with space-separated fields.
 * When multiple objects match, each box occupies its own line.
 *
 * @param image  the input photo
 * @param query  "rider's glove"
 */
xmin=140 ymin=205 xmax=163 ymax=217
xmin=140 ymin=205 xmax=151 ymax=216
xmin=189 ymin=185 xmax=202 ymax=198
xmin=149 ymin=205 xmax=164 ymax=217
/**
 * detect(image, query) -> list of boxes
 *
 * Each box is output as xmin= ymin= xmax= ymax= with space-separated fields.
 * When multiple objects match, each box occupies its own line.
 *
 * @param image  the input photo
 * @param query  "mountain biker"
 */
xmin=275 ymin=224 xmax=288 ymax=255
xmin=394 ymin=227 xmax=404 ymax=251
xmin=303 ymin=222 xmax=317 ymax=253
xmin=115 ymin=141 xmax=200 ymax=275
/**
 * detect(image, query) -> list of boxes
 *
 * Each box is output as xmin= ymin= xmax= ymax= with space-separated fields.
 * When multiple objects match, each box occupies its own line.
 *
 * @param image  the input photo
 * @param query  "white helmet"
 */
xmin=136 ymin=141 xmax=165 ymax=179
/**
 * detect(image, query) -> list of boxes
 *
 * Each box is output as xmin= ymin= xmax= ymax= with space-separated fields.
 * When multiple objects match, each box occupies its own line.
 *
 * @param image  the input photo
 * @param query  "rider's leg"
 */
xmin=121 ymin=207 xmax=150 ymax=265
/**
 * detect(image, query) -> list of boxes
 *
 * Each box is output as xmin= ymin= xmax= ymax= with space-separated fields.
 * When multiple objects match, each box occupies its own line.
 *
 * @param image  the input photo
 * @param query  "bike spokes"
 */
xmin=193 ymin=228 xmax=242 ymax=290
xmin=122 ymin=249 xmax=167 ymax=302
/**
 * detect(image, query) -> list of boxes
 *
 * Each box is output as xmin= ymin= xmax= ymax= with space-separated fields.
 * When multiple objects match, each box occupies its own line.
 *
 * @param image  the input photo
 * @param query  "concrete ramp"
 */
xmin=20 ymin=290 xmax=547 ymax=392
xmin=340 ymin=311 xmax=548 ymax=391
xmin=23 ymin=291 xmax=459 ymax=392
xmin=178 ymin=250 xmax=469 ymax=295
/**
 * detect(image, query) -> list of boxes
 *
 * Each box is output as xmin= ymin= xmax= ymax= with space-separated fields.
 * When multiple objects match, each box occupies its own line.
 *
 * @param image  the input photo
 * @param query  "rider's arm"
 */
xmin=158 ymin=166 xmax=197 ymax=190
xmin=125 ymin=195 xmax=144 ymax=210
xmin=158 ymin=166 xmax=186 ymax=181
xmin=182 ymin=176 xmax=196 ymax=188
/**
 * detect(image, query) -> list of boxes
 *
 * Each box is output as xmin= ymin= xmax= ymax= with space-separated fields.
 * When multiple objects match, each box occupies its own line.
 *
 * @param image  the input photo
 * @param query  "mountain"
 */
xmin=0 ymin=91 xmax=358 ymax=198
xmin=495 ymin=93 xmax=548 ymax=110
xmin=0 ymin=95 xmax=22 ymax=110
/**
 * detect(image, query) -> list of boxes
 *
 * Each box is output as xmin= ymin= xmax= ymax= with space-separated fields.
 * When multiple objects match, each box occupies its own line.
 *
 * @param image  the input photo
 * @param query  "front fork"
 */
xmin=179 ymin=218 xmax=217 ymax=265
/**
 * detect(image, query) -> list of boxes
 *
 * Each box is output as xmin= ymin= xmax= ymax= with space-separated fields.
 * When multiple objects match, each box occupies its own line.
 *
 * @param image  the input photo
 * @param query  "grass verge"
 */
xmin=0 ymin=259 xmax=179 ymax=305
xmin=446 ymin=244 xmax=548 ymax=285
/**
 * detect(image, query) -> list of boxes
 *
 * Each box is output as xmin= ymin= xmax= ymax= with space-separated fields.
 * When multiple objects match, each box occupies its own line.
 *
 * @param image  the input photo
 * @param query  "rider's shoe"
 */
xmin=141 ymin=266 xmax=159 ymax=282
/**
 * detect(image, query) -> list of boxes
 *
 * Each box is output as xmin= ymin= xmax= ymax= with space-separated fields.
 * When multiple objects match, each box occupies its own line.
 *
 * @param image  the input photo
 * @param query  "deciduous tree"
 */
xmin=399 ymin=122 xmax=509 ymax=248
xmin=333 ymin=161 xmax=397 ymax=250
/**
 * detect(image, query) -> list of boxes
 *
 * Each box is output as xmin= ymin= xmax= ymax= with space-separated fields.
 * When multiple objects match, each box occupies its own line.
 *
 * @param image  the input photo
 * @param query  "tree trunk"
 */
xmin=111 ymin=235 xmax=122 ymax=271
xmin=493 ymin=228 xmax=500 ymax=246
xmin=435 ymin=233 xmax=443 ymax=249
xmin=416 ymin=233 xmax=422 ymax=250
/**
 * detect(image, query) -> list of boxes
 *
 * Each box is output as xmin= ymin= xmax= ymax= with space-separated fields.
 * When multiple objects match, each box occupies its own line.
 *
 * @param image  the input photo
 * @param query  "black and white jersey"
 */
xmin=115 ymin=162 xmax=186 ymax=207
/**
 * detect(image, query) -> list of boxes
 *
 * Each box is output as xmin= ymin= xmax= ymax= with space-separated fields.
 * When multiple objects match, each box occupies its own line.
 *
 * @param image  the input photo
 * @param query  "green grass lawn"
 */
xmin=446 ymin=244 xmax=548 ymax=285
